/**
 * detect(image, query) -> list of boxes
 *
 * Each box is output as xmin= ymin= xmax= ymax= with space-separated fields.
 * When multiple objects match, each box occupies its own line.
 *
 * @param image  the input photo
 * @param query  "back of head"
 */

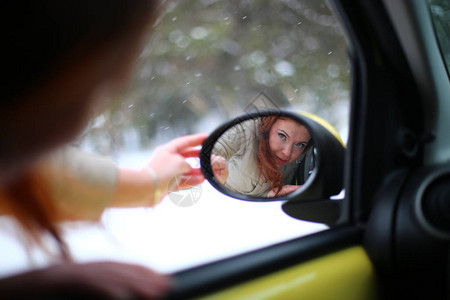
xmin=0 ymin=1 xmax=161 ymax=253
xmin=0 ymin=1 xmax=161 ymax=179
xmin=1 ymin=1 xmax=160 ymax=105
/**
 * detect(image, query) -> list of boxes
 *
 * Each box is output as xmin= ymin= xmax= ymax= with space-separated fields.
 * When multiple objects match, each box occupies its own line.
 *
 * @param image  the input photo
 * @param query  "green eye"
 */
xmin=295 ymin=143 xmax=307 ymax=148
xmin=278 ymin=133 xmax=287 ymax=140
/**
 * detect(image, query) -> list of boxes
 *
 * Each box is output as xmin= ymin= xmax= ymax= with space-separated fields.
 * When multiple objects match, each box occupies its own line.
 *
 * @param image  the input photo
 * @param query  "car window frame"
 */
xmin=164 ymin=0 xmax=435 ymax=296
xmin=164 ymin=0 xmax=377 ymax=296
xmin=427 ymin=0 xmax=450 ymax=78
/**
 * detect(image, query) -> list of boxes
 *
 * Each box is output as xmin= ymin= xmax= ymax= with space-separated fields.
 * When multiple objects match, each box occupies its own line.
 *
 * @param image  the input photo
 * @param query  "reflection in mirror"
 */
xmin=211 ymin=115 xmax=314 ymax=198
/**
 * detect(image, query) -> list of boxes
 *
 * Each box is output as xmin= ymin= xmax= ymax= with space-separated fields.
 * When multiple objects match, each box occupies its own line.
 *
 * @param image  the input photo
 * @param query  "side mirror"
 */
xmin=200 ymin=110 xmax=345 ymax=225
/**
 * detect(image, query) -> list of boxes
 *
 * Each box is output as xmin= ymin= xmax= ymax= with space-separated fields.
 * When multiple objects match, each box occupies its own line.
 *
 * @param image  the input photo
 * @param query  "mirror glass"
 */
xmin=210 ymin=115 xmax=315 ymax=199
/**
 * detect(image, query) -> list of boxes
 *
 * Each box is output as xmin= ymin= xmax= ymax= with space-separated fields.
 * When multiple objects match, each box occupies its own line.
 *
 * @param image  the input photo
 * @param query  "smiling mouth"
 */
xmin=275 ymin=156 xmax=288 ymax=166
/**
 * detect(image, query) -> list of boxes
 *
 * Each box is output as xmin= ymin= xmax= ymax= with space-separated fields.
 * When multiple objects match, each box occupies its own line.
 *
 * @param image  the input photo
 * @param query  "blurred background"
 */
xmin=0 ymin=0 xmax=353 ymax=277
xmin=77 ymin=0 xmax=350 ymax=157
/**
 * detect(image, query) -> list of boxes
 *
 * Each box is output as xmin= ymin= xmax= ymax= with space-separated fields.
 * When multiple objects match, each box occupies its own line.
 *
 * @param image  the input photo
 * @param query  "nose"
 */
xmin=281 ymin=145 xmax=292 ymax=159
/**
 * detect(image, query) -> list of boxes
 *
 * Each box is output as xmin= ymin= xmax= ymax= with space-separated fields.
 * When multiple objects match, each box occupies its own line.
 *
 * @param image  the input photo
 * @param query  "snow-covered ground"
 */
xmin=0 ymin=178 xmax=327 ymax=278
xmin=67 ymin=182 xmax=327 ymax=272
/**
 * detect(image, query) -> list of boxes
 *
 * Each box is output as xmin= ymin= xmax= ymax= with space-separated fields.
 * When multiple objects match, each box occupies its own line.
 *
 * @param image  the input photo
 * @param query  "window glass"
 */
xmin=429 ymin=0 xmax=450 ymax=76
xmin=74 ymin=0 xmax=350 ymax=272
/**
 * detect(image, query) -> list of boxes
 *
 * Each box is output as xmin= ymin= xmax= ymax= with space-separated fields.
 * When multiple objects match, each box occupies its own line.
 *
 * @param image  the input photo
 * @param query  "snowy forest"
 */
xmin=78 ymin=0 xmax=351 ymax=156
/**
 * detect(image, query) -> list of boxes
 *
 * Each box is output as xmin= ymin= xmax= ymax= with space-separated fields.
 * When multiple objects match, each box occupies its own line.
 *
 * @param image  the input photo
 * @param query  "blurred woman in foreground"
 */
xmin=0 ymin=1 xmax=206 ymax=298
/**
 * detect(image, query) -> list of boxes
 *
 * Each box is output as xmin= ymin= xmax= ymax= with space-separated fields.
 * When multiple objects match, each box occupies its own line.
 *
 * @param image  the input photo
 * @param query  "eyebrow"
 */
xmin=279 ymin=129 xmax=290 ymax=138
xmin=279 ymin=129 xmax=309 ymax=144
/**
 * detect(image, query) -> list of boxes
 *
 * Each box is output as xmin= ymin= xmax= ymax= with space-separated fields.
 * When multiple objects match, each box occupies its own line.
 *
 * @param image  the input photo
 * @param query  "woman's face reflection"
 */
xmin=268 ymin=118 xmax=311 ymax=167
xmin=210 ymin=115 xmax=314 ymax=198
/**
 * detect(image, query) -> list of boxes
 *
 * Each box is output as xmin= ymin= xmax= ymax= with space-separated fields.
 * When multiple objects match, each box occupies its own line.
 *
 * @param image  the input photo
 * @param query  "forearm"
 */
xmin=34 ymin=147 xmax=118 ymax=221
xmin=110 ymin=168 xmax=162 ymax=208
xmin=34 ymin=134 xmax=206 ymax=219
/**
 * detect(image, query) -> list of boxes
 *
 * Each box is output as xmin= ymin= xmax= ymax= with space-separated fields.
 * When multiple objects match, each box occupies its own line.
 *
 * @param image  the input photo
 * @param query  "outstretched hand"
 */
xmin=148 ymin=133 xmax=208 ymax=194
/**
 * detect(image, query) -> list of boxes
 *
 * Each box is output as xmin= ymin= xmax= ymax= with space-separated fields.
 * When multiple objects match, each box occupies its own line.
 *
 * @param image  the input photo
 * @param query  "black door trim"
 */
xmin=165 ymin=225 xmax=362 ymax=299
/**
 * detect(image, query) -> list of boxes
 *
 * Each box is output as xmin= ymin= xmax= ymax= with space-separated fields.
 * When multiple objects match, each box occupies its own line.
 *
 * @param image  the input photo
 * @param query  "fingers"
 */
xmin=288 ymin=185 xmax=301 ymax=192
xmin=150 ymin=134 xmax=208 ymax=193
xmin=186 ymin=168 xmax=203 ymax=177
xmin=161 ymin=133 xmax=207 ymax=161
xmin=211 ymin=158 xmax=226 ymax=172
xmin=175 ymin=169 xmax=205 ymax=190
xmin=211 ymin=160 xmax=226 ymax=170
xmin=211 ymin=155 xmax=226 ymax=166
xmin=168 ymin=175 xmax=204 ymax=192
xmin=180 ymin=147 xmax=201 ymax=158
xmin=169 ymin=133 xmax=208 ymax=152
xmin=180 ymin=173 xmax=205 ymax=189
xmin=278 ymin=185 xmax=300 ymax=196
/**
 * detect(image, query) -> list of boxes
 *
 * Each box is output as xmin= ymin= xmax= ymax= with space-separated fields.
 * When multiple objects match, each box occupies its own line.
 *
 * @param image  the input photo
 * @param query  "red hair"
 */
xmin=255 ymin=116 xmax=283 ymax=196
xmin=3 ymin=170 xmax=70 ymax=260
xmin=0 ymin=1 xmax=162 ymax=259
